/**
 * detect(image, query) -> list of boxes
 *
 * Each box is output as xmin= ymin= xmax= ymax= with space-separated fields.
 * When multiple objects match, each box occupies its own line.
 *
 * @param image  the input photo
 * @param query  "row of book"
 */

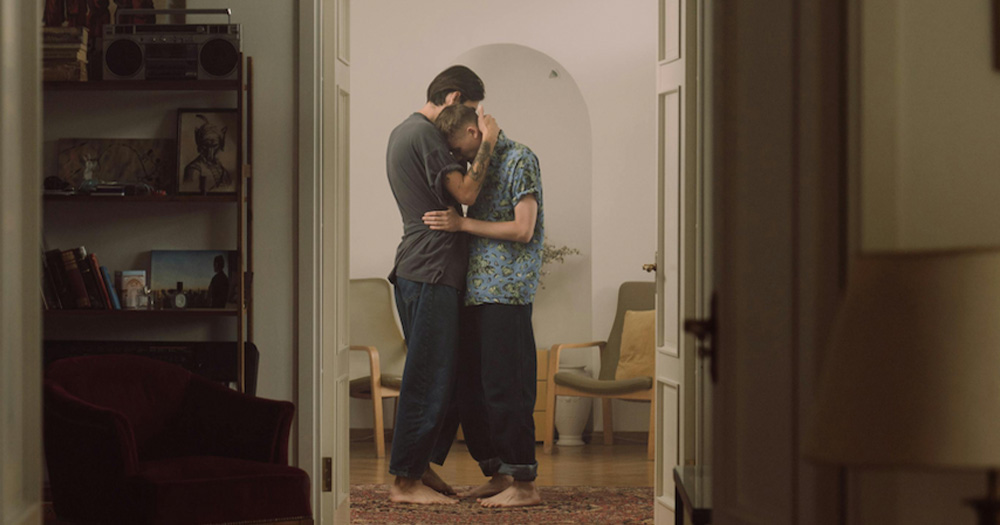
xmin=42 ymin=247 xmax=145 ymax=310
xmin=43 ymin=26 xmax=89 ymax=82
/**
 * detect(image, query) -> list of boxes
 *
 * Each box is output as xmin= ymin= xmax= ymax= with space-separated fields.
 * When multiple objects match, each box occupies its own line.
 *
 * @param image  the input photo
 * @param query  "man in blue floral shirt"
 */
xmin=423 ymin=103 xmax=544 ymax=508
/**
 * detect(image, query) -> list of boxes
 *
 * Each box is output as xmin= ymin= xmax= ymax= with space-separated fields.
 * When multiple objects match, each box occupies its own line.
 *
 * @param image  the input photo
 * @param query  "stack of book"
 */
xmin=43 ymin=27 xmax=88 ymax=82
xmin=42 ymin=246 xmax=127 ymax=310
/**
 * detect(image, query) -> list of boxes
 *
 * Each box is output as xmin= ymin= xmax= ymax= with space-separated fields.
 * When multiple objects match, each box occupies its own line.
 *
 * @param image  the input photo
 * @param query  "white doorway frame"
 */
xmin=298 ymin=1 xmax=352 ymax=523
xmin=0 ymin=1 xmax=44 ymax=524
xmin=296 ymin=0 xmax=322 ymax=516
xmin=298 ymin=0 xmax=352 ymax=522
xmin=298 ymin=3 xmax=703 ymax=524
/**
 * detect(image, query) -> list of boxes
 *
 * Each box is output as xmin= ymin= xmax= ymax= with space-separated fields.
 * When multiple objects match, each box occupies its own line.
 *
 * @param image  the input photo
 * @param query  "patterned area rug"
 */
xmin=350 ymin=484 xmax=654 ymax=524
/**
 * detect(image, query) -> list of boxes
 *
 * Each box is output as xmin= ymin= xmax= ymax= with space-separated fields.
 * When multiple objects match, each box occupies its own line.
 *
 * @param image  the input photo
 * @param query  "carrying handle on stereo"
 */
xmin=115 ymin=8 xmax=232 ymax=25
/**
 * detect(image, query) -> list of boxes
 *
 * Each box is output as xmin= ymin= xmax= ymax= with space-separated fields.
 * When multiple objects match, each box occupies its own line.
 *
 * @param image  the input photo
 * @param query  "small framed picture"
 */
xmin=56 ymin=138 xmax=176 ymax=192
xmin=176 ymin=108 xmax=239 ymax=194
xmin=150 ymin=250 xmax=240 ymax=309
xmin=117 ymin=270 xmax=148 ymax=309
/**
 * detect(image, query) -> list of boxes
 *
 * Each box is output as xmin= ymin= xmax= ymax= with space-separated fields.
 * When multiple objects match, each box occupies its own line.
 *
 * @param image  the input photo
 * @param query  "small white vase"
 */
xmin=555 ymin=364 xmax=592 ymax=446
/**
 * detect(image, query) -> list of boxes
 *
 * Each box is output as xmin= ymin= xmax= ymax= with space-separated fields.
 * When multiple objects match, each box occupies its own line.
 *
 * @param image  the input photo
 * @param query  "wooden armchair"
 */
xmin=543 ymin=281 xmax=656 ymax=460
xmin=348 ymin=278 xmax=406 ymax=458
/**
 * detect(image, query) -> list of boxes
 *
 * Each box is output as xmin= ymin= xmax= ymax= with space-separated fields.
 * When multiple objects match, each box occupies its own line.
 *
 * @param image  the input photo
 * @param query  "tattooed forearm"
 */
xmin=469 ymin=140 xmax=494 ymax=182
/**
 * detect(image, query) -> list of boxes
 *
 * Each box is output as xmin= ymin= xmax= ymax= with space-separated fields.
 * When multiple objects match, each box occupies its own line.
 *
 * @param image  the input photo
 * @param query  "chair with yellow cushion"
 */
xmin=349 ymin=278 xmax=406 ymax=458
xmin=543 ymin=281 xmax=656 ymax=460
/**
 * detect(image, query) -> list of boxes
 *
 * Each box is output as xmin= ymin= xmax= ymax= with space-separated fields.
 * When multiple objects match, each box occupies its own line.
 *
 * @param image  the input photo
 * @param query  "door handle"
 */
xmin=684 ymin=292 xmax=718 ymax=383
xmin=643 ymin=263 xmax=657 ymax=273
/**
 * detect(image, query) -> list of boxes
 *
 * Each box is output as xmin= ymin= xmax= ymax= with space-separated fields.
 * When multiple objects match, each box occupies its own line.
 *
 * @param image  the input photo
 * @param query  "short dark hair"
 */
xmin=434 ymin=104 xmax=478 ymax=140
xmin=426 ymin=65 xmax=485 ymax=105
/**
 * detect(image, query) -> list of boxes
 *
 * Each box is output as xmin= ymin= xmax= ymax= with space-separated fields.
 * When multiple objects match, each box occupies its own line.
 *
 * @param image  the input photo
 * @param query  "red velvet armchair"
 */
xmin=44 ymin=355 xmax=312 ymax=525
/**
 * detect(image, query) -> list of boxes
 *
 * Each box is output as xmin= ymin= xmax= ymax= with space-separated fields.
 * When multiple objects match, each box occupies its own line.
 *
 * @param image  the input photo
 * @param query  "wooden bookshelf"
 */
xmin=42 ymin=57 xmax=254 ymax=392
xmin=44 ymin=308 xmax=240 ymax=318
xmin=43 ymin=80 xmax=240 ymax=92
xmin=44 ymin=194 xmax=239 ymax=203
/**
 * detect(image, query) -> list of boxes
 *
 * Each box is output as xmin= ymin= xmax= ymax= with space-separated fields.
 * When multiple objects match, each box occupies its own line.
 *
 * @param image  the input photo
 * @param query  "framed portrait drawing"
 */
xmin=176 ymin=108 xmax=239 ymax=194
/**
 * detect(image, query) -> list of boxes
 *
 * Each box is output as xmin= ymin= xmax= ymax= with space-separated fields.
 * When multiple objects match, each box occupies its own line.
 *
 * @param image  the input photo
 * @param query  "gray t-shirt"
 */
xmin=386 ymin=112 xmax=468 ymax=290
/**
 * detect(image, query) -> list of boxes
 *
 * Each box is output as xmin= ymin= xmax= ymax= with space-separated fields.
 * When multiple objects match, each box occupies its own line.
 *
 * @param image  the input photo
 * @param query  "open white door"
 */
xmin=653 ymin=0 xmax=700 ymax=522
xmin=0 ymin=1 xmax=44 ymax=524
xmin=300 ymin=1 xmax=351 ymax=523
xmin=321 ymin=0 xmax=352 ymax=521
xmin=709 ymin=1 xmax=847 ymax=523
xmin=709 ymin=3 xmax=798 ymax=515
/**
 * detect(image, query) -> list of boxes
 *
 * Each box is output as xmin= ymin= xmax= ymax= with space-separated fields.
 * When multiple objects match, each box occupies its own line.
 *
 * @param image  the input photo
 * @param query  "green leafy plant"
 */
xmin=539 ymin=242 xmax=580 ymax=288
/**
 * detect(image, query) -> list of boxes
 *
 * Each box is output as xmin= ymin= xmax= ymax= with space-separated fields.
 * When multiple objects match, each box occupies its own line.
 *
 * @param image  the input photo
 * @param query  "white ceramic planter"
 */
xmin=555 ymin=364 xmax=592 ymax=446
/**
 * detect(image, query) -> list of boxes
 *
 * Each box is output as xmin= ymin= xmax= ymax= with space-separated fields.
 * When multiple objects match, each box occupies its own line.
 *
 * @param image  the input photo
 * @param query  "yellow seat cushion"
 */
xmin=615 ymin=309 xmax=655 ymax=381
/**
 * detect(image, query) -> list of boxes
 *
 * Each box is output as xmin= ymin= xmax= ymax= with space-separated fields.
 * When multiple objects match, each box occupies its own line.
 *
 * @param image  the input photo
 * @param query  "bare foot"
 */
xmin=421 ymin=467 xmax=455 ymax=495
xmin=478 ymin=480 xmax=541 ymax=508
xmin=457 ymin=474 xmax=512 ymax=499
xmin=390 ymin=476 xmax=457 ymax=505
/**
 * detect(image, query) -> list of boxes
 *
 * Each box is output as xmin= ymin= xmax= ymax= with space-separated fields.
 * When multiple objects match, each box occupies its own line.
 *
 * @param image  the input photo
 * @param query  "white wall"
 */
xmin=857 ymin=0 xmax=1000 ymax=521
xmin=42 ymin=1 xmax=298 ymax=405
xmin=349 ymin=0 xmax=658 ymax=431
xmin=186 ymin=1 xmax=298 ymax=405
xmin=894 ymin=2 xmax=1000 ymax=249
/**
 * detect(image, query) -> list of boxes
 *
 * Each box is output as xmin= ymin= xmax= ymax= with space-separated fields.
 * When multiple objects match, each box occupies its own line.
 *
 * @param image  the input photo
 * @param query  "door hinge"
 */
xmin=322 ymin=457 xmax=332 ymax=492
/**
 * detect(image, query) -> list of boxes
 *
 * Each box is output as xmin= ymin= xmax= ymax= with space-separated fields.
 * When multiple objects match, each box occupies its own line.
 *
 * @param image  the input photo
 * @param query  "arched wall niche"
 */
xmin=453 ymin=43 xmax=593 ymax=352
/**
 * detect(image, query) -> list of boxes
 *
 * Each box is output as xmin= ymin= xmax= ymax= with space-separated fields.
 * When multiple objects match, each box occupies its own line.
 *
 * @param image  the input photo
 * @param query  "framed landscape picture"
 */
xmin=56 ymin=138 xmax=176 ymax=192
xmin=150 ymin=250 xmax=239 ymax=309
xmin=176 ymin=108 xmax=239 ymax=194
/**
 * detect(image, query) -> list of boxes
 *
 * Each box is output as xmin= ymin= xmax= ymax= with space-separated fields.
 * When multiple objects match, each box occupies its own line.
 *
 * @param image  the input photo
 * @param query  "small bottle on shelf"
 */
xmin=172 ymin=281 xmax=188 ymax=309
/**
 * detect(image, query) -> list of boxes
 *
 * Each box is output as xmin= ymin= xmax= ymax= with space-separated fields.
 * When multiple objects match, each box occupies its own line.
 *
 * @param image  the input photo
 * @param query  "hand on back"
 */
xmin=423 ymin=207 xmax=463 ymax=232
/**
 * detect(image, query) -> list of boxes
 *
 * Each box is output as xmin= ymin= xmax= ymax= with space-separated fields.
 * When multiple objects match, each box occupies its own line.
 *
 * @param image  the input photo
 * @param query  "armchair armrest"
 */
xmin=547 ymin=341 xmax=607 ymax=386
xmin=350 ymin=345 xmax=383 ymax=389
xmin=44 ymin=382 xmax=140 ymax=517
xmin=180 ymin=376 xmax=295 ymax=464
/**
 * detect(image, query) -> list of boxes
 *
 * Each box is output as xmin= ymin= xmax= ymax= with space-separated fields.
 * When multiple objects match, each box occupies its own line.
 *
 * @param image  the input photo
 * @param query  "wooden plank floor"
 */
xmin=350 ymin=436 xmax=654 ymax=487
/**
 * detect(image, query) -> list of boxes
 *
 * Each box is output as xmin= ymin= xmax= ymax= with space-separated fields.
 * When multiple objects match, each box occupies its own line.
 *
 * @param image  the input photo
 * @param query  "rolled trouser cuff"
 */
xmin=388 ymin=466 xmax=425 ymax=480
xmin=498 ymin=461 xmax=538 ymax=482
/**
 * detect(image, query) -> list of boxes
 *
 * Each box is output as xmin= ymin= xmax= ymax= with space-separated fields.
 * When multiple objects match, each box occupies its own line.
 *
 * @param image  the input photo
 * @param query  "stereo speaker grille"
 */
xmin=105 ymin=39 xmax=143 ymax=78
xmin=200 ymin=39 xmax=239 ymax=77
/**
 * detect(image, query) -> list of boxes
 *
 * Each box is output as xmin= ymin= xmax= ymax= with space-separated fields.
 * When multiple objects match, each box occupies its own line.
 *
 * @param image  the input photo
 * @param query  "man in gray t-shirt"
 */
xmin=384 ymin=65 xmax=499 ymax=505
xmin=386 ymin=112 xmax=468 ymax=289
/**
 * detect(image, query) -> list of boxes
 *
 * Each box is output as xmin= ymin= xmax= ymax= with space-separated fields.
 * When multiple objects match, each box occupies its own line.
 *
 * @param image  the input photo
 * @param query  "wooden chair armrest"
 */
xmin=547 ymin=341 xmax=607 ymax=385
xmin=349 ymin=345 xmax=378 ymax=355
xmin=349 ymin=345 xmax=382 ymax=389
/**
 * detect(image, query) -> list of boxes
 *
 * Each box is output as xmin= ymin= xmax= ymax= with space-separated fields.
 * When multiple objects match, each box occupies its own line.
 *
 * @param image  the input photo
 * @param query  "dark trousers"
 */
xmin=433 ymin=303 xmax=538 ymax=481
xmin=388 ymin=277 xmax=461 ymax=479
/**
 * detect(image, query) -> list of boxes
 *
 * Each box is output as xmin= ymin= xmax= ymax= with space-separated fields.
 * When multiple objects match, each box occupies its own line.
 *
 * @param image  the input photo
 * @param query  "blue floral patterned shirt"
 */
xmin=465 ymin=131 xmax=544 ymax=306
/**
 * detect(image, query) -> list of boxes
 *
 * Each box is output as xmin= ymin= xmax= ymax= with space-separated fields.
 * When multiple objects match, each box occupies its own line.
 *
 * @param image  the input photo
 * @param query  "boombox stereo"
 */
xmin=103 ymin=8 xmax=241 ymax=81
